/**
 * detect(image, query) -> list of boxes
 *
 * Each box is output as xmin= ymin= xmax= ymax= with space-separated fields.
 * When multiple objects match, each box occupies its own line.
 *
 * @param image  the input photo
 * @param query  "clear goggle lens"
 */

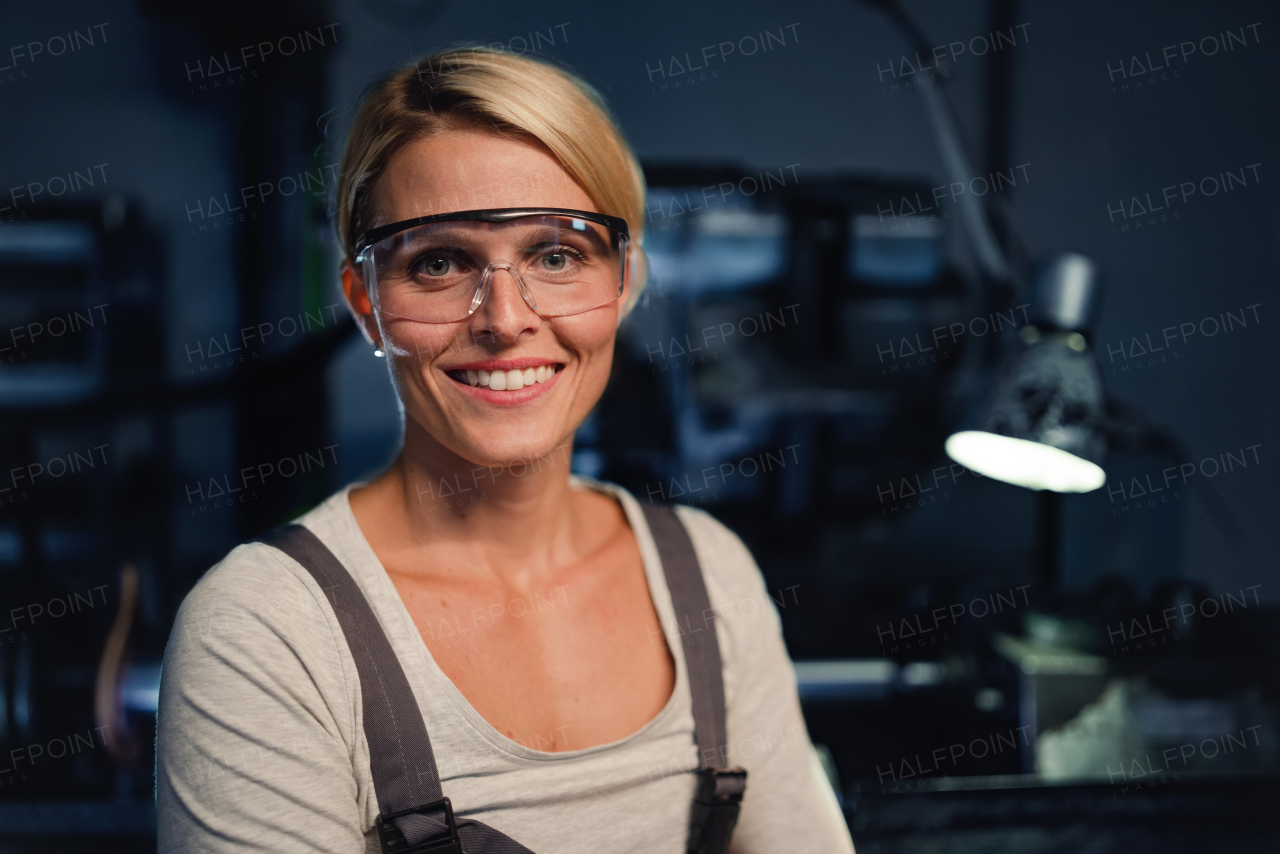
xmin=355 ymin=213 xmax=628 ymax=323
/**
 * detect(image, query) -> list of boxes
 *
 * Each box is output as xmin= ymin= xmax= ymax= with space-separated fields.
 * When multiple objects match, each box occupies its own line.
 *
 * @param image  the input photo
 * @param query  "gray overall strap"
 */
xmin=639 ymin=503 xmax=747 ymax=854
xmin=639 ymin=503 xmax=730 ymax=769
xmin=256 ymin=524 xmax=533 ymax=853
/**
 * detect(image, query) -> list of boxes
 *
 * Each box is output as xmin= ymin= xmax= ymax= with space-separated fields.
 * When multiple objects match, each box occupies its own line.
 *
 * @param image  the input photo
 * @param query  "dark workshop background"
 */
xmin=1 ymin=0 xmax=1278 ymax=851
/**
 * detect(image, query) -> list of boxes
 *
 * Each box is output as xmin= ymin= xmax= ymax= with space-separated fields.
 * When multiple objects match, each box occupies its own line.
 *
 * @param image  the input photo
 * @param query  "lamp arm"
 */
xmin=862 ymin=0 xmax=1015 ymax=283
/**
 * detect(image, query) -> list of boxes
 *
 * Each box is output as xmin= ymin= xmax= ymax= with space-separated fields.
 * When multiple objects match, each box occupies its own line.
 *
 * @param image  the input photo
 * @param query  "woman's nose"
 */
xmin=470 ymin=264 xmax=541 ymax=341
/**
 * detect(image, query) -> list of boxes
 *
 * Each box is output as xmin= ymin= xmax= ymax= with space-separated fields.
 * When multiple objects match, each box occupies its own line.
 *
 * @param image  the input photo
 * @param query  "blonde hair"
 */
xmin=336 ymin=46 xmax=648 ymax=308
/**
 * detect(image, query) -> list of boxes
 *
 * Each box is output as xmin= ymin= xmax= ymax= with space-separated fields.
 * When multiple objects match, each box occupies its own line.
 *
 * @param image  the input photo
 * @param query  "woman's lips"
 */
xmin=448 ymin=357 xmax=560 ymax=372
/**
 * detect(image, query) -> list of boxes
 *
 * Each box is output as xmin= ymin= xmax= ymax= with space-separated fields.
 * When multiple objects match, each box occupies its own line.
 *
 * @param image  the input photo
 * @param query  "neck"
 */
xmin=353 ymin=424 xmax=588 ymax=580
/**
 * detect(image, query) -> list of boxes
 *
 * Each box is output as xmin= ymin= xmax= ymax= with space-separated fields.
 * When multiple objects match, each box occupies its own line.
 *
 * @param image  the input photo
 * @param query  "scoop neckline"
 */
xmin=335 ymin=476 xmax=690 ymax=762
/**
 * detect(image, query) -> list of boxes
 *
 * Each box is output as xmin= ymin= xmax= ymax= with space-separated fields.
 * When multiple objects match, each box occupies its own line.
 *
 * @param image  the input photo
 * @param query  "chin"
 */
xmin=452 ymin=430 xmax=570 ymax=472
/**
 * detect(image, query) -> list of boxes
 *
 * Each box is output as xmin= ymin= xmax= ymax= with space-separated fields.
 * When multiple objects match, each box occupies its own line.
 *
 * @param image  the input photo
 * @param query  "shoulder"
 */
xmin=668 ymin=502 xmax=777 ymax=630
xmin=159 ymin=521 xmax=361 ymax=780
xmin=157 ymin=492 xmax=371 ymax=851
xmin=670 ymin=501 xmax=752 ymax=565
xmin=174 ymin=486 xmax=356 ymax=625
xmin=178 ymin=493 xmax=335 ymax=631
xmin=164 ymin=489 xmax=360 ymax=690
xmin=583 ymin=475 xmax=766 ymax=597
xmin=172 ymin=540 xmax=328 ymax=645
xmin=587 ymin=476 xmax=781 ymax=643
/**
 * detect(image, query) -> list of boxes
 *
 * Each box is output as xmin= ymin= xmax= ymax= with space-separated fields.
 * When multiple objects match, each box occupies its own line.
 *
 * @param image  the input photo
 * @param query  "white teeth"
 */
xmin=466 ymin=365 xmax=559 ymax=390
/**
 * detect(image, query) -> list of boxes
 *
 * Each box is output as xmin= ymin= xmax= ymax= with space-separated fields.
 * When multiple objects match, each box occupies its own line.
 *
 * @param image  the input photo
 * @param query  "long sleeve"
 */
xmin=675 ymin=505 xmax=856 ymax=854
xmin=156 ymin=543 xmax=374 ymax=853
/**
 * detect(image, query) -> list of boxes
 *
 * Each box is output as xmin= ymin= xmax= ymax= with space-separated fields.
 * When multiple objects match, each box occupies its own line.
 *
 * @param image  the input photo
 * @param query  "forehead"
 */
xmin=374 ymin=129 xmax=597 ymax=223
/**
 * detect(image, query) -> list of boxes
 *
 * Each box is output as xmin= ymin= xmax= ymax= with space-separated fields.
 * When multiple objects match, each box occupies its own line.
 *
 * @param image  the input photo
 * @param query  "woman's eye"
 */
xmin=422 ymin=257 xmax=450 ymax=276
xmin=541 ymin=252 xmax=567 ymax=272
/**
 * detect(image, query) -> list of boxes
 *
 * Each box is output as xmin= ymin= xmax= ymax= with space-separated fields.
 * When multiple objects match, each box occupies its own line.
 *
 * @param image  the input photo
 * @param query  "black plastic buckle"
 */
xmin=375 ymin=797 xmax=463 ymax=854
xmin=686 ymin=766 xmax=748 ymax=854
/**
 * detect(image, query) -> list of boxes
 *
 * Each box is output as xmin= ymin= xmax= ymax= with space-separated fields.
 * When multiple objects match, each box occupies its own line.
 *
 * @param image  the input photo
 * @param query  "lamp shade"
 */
xmin=945 ymin=254 xmax=1108 ymax=493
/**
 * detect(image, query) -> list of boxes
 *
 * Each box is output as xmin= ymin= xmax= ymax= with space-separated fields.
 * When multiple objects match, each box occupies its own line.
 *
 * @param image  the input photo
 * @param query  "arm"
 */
xmin=676 ymin=506 xmax=856 ymax=854
xmin=156 ymin=543 xmax=372 ymax=853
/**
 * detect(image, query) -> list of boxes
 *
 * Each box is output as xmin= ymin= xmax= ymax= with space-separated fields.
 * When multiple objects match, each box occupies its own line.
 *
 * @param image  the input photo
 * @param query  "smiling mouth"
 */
xmin=446 ymin=364 xmax=562 ymax=391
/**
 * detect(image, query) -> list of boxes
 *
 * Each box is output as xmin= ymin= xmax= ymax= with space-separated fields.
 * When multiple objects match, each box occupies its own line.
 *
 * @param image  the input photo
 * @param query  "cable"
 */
xmin=860 ymin=0 xmax=1021 ymax=285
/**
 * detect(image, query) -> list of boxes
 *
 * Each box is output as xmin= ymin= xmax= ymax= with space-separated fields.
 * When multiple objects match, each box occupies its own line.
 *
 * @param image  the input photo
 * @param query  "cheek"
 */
xmin=558 ymin=301 xmax=621 ymax=345
xmin=555 ymin=314 xmax=618 ymax=377
xmin=383 ymin=321 xmax=474 ymax=370
xmin=382 ymin=327 xmax=473 ymax=403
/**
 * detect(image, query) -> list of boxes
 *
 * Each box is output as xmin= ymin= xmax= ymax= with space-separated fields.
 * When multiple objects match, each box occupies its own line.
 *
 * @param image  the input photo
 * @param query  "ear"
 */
xmin=341 ymin=260 xmax=378 ymax=345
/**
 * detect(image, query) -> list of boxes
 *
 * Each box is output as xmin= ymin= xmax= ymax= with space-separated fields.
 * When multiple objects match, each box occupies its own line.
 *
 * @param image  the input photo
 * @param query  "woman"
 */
xmin=157 ymin=46 xmax=854 ymax=854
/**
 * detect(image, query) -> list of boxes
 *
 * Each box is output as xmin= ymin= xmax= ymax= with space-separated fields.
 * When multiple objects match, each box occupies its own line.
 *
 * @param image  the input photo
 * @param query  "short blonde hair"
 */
xmin=336 ymin=46 xmax=648 ymax=308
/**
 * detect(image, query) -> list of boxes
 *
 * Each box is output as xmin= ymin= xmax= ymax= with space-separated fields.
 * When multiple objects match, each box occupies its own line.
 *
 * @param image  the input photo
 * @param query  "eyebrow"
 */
xmin=396 ymin=222 xmax=615 ymax=256
xmin=521 ymin=224 xmax=612 ymax=256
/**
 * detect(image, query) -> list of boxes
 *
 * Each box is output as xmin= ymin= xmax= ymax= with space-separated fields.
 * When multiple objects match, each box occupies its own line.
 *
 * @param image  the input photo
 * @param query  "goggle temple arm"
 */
xmin=353 ymin=252 xmax=393 ymax=347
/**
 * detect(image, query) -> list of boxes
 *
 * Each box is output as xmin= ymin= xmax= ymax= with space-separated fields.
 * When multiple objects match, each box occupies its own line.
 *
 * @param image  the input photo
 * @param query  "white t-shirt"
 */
xmin=156 ymin=476 xmax=855 ymax=853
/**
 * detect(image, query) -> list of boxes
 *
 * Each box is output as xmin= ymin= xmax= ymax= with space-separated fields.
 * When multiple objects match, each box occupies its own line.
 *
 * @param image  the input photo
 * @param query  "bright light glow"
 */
xmin=945 ymin=430 xmax=1106 ymax=493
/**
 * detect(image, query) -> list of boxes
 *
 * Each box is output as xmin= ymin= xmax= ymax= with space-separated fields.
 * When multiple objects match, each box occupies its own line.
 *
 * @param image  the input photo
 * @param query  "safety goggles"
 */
xmin=353 ymin=208 xmax=630 ymax=323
